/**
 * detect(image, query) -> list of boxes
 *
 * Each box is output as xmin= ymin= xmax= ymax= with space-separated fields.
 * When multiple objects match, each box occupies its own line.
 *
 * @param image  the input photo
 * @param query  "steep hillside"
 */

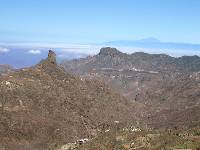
xmin=62 ymin=47 xmax=200 ymax=128
xmin=0 ymin=50 xmax=136 ymax=150
xmin=78 ymin=126 xmax=200 ymax=150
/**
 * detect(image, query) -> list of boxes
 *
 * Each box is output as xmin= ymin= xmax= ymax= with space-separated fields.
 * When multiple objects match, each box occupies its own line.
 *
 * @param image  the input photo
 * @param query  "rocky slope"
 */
xmin=0 ymin=64 xmax=13 ymax=74
xmin=78 ymin=126 xmax=200 ymax=150
xmin=0 ymin=50 xmax=136 ymax=150
xmin=62 ymin=47 xmax=200 ymax=128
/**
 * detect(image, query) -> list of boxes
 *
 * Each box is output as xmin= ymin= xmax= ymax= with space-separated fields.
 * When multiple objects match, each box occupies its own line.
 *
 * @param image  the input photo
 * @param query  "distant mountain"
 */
xmin=62 ymin=47 xmax=200 ymax=73
xmin=0 ymin=50 xmax=136 ymax=150
xmin=62 ymin=47 xmax=200 ymax=128
xmin=104 ymin=38 xmax=200 ymax=51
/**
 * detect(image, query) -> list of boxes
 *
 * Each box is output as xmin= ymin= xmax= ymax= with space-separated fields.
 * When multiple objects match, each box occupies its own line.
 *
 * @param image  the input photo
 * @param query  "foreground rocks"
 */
xmin=0 ymin=64 xmax=13 ymax=74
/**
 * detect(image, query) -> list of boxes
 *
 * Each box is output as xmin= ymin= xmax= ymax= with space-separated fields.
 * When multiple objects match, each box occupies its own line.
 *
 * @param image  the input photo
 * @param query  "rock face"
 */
xmin=99 ymin=47 xmax=123 ymax=57
xmin=47 ymin=50 xmax=56 ymax=64
xmin=61 ymin=47 xmax=200 ymax=128
xmin=0 ymin=50 xmax=136 ymax=150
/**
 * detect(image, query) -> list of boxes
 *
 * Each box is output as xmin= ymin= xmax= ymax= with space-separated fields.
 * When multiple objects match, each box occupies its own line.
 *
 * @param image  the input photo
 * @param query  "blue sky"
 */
xmin=0 ymin=0 xmax=200 ymax=44
xmin=1 ymin=0 xmax=200 ymax=68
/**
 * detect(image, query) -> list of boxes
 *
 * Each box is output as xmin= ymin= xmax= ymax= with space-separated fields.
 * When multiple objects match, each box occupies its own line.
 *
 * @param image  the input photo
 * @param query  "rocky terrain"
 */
xmin=0 ymin=64 xmax=13 ymax=74
xmin=0 ymin=48 xmax=199 ymax=150
xmin=0 ymin=50 xmax=137 ymax=150
xmin=56 ymin=124 xmax=200 ymax=150
xmin=78 ymin=125 xmax=200 ymax=150
xmin=62 ymin=47 xmax=200 ymax=128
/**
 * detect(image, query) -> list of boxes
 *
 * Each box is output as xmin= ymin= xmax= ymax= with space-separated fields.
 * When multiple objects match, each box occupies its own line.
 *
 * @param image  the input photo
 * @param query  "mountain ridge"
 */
xmin=62 ymin=47 xmax=200 ymax=73
xmin=62 ymin=47 xmax=200 ymax=128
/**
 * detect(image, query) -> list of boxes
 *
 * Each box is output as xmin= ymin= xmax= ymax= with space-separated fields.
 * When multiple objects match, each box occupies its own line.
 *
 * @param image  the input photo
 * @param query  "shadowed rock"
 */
xmin=47 ymin=50 xmax=56 ymax=64
xmin=99 ymin=47 xmax=123 ymax=56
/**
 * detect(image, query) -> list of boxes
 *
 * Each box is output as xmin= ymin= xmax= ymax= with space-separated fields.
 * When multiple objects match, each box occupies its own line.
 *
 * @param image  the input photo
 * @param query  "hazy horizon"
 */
xmin=1 ymin=0 xmax=200 ymax=67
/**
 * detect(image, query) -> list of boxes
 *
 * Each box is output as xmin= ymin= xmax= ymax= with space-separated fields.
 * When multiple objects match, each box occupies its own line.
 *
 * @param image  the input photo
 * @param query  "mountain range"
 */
xmin=62 ymin=47 xmax=200 ymax=128
xmin=0 ymin=48 xmax=200 ymax=149
xmin=2 ymin=38 xmax=200 ymax=69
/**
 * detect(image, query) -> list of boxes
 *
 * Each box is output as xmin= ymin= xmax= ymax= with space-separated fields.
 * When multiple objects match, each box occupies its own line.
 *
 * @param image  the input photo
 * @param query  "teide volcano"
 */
xmin=0 ymin=50 xmax=136 ymax=150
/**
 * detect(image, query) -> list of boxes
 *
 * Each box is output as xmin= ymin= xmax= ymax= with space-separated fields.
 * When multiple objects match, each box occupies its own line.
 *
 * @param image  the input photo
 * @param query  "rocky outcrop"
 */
xmin=48 ymin=50 xmax=56 ymax=64
xmin=99 ymin=47 xmax=124 ymax=57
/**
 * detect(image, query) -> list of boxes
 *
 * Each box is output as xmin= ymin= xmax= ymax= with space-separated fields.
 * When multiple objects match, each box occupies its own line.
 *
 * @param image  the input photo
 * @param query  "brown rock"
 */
xmin=48 ymin=50 xmax=56 ymax=64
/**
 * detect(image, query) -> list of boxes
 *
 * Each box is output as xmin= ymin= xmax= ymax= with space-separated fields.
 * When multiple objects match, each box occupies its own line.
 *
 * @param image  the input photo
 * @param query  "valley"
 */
xmin=0 ymin=49 xmax=199 ymax=149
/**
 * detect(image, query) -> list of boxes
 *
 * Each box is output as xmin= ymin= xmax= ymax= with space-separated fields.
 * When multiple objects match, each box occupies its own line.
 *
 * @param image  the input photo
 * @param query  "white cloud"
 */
xmin=27 ymin=50 xmax=41 ymax=54
xmin=0 ymin=42 xmax=98 ymax=55
xmin=0 ymin=47 xmax=9 ymax=53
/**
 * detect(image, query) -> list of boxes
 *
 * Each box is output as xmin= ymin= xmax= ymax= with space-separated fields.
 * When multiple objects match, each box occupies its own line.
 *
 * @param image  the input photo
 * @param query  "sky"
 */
xmin=0 ymin=0 xmax=200 ymax=44
xmin=1 ymin=0 xmax=200 ymax=68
